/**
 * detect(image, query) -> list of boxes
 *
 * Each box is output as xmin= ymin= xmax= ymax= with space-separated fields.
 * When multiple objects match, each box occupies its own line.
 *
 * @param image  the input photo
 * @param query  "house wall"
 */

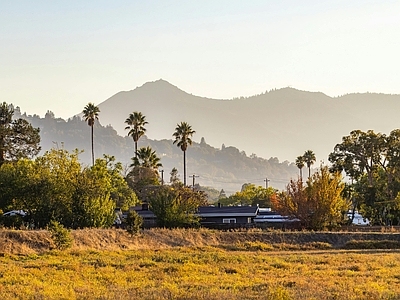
xmin=201 ymin=216 xmax=252 ymax=224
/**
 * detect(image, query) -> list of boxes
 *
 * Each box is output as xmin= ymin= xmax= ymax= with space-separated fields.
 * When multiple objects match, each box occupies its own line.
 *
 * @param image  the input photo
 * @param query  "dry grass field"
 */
xmin=1 ymin=228 xmax=400 ymax=299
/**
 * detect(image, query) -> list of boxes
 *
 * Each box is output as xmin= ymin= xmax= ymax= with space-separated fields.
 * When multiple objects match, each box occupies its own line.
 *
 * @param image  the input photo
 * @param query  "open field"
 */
xmin=1 ymin=228 xmax=400 ymax=299
xmin=1 ymin=247 xmax=400 ymax=299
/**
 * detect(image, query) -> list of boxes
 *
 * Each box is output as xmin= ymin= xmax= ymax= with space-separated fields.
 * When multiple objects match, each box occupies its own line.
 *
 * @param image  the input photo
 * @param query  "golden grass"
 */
xmin=1 ymin=228 xmax=400 ymax=299
xmin=0 ymin=247 xmax=400 ymax=299
xmin=2 ymin=227 xmax=400 ymax=254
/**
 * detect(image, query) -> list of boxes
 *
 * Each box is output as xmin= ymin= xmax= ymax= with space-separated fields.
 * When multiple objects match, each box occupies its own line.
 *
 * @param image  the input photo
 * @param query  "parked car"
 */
xmin=3 ymin=210 xmax=27 ymax=217
xmin=348 ymin=211 xmax=370 ymax=225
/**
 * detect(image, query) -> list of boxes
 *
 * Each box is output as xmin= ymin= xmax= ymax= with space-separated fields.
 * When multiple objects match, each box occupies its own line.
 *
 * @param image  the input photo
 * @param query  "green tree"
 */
xmin=303 ymin=150 xmax=316 ymax=178
xmin=127 ymin=146 xmax=163 ymax=199
xmin=125 ymin=210 xmax=143 ymax=235
xmin=328 ymin=130 xmax=389 ymax=223
xmin=329 ymin=130 xmax=384 ymax=185
xmin=295 ymin=155 xmax=305 ymax=180
xmin=147 ymin=185 xmax=205 ymax=228
xmin=220 ymin=184 xmax=275 ymax=207
xmin=173 ymin=122 xmax=195 ymax=186
xmin=169 ymin=167 xmax=181 ymax=186
xmin=48 ymin=220 xmax=73 ymax=250
xmin=101 ymin=155 xmax=139 ymax=211
xmin=0 ymin=149 xmax=117 ymax=229
xmin=71 ymin=162 xmax=116 ymax=228
xmin=131 ymin=146 xmax=162 ymax=169
xmin=82 ymin=103 xmax=100 ymax=166
xmin=125 ymin=112 xmax=148 ymax=157
xmin=0 ymin=102 xmax=40 ymax=166
xmin=35 ymin=148 xmax=84 ymax=227
xmin=273 ymin=166 xmax=349 ymax=229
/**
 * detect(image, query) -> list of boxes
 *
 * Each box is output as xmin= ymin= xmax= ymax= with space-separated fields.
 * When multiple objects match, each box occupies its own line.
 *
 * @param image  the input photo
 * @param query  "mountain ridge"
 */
xmin=96 ymin=79 xmax=400 ymax=164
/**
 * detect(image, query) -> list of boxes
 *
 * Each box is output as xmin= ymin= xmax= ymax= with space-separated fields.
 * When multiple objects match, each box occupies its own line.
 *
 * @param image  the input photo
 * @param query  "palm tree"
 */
xmin=82 ymin=103 xmax=100 ymax=166
xmin=295 ymin=155 xmax=305 ymax=180
xmin=173 ymin=122 xmax=195 ymax=186
xmin=131 ymin=146 xmax=162 ymax=169
xmin=303 ymin=150 xmax=316 ymax=178
xmin=129 ymin=146 xmax=162 ymax=187
xmin=125 ymin=112 xmax=148 ymax=157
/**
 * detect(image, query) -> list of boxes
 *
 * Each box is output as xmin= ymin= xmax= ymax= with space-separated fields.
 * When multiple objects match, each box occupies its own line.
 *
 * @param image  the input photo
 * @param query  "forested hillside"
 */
xmin=95 ymin=80 xmax=400 ymax=165
xmin=14 ymin=108 xmax=298 ymax=193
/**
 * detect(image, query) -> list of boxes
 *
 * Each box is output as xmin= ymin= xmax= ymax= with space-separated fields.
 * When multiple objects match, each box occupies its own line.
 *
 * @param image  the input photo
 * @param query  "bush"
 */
xmin=1 ymin=215 xmax=25 ymax=229
xmin=126 ymin=210 xmax=143 ymax=235
xmin=48 ymin=220 xmax=73 ymax=250
xmin=343 ymin=239 xmax=400 ymax=250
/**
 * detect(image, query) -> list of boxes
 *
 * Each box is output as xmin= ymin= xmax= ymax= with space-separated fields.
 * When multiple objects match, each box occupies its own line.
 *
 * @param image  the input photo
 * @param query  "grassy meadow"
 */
xmin=1 ymin=228 xmax=400 ymax=299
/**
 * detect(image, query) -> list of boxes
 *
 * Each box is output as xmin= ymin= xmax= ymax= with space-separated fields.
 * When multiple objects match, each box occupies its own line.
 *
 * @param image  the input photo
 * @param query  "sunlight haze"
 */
xmin=1 ymin=0 xmax=399 ymax=119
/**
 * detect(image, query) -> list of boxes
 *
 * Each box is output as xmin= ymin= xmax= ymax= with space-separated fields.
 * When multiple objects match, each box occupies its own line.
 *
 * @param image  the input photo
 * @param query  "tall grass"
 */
xmin=0 ymin=247 xmax=400 ymax=299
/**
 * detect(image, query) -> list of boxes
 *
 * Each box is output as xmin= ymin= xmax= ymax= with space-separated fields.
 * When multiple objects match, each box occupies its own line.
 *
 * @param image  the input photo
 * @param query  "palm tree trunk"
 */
xmin=183 ymin=150 xmax=186 ymax=186
xmin=135 ymin=141 xmax=138 ymax=157
xmin=0 ymin=136 xmax=4 ymax=166
xmin=91 ymin=125 xmax=94 ymax=166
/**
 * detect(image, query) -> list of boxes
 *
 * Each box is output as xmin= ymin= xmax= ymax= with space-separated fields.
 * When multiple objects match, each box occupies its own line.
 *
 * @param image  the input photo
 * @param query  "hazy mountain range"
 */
xmin=18 ymin=111 xmax=298 ymax=194
xmin=96 ymin=79 xmax=400 ymax=164
xmin=15 ymin=79 xmax=400 ymax=193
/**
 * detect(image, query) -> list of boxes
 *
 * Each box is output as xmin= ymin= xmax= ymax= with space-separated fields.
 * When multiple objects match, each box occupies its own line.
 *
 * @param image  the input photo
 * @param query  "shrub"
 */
xmin=126 ymin=210 xmax=143 ymax=235
xmin=48 ymin=220 xmax=73 ymax=250
xmin=303 ymin=242 xmax=333 ymax=250
xmin=343 ymin=240 xmax=400 ymax=250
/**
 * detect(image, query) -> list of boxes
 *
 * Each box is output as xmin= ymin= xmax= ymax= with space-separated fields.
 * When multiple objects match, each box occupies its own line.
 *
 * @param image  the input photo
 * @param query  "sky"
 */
xmin=2 ymin=0 xmax=400 ymax=119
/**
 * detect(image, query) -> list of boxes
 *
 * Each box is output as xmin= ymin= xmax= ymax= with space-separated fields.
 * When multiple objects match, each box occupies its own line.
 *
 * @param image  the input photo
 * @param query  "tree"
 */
xmin=328 ymin=130 xmax=384 ymax=185
xmin=303 ymin=150 xmax=316 ymax=178
xmin=173 ymin=122 xmax=195 ymax=186
xmin=169 ymin=167 xmax=180 ymax=185
xmin=98 ymin=155 xmax=139 ymax=211
xmin=127 ymin=146 xmax=163 ymax=197
xmin=147 ymin=185 xmax=206 ymax=228
xmin=220 ymin=184 xmax=275 ymax=207
xmin=272 ymin=166 xmax=349 ymax=229
xmin=125 ymin=112 xmax=148 ymax=157
xmin=125 ymin=210 xmax=143 ymax=235
xmin=82 ymin=103 xmax=100 ymax=166
xmin=131 ymin=146 xmax=162 ymax=169
xmin=218 ymin=189 xmax=227 ymax=200
xmin=0 ymin=149 xmax=117 ymax=229
xmin=0 ymin=102 xmax=40 ymax=166
xmin=72 ymin=163 xmax=117 ymax=228
xmin=295 ymin=155 xmax=305 ymax=180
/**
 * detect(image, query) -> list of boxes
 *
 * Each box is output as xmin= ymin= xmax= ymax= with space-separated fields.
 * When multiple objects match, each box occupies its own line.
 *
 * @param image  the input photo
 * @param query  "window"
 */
xmin=223 ymin=218 xmax=236 ymax=224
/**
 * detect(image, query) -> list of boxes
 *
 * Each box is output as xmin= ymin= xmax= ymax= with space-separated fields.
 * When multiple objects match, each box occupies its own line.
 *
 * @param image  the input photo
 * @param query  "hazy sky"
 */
xmin=2 ymin=0 xmax=400 ymax=119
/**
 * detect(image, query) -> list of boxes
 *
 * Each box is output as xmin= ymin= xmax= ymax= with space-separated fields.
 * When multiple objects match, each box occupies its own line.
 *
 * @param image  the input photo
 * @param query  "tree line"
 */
xmin=0 ymin=101 xmax=205 ymax=229
xmin=3 ymin=100 xmax=400 ymax=230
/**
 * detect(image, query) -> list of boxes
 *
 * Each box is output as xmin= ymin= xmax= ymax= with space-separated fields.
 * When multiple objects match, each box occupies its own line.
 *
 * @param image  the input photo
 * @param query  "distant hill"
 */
xmin=15 ymin=109 xmax=298 ymax=194
xmin=14 ymin=80 xmax=400 ymax=193
xmin=95 ymin=79 xmax=400 ymax=164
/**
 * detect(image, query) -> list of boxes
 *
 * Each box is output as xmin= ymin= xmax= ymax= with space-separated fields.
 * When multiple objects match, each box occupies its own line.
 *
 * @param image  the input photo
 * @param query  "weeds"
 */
xmin=48 ymin=220 xmax=73 ymax=250
xmin=0 ymin=248 xmax=399 ymax=299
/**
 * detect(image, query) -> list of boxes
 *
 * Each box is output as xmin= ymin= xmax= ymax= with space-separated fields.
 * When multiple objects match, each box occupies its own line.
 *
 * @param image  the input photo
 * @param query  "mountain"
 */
xmin=14 ymin=80 xmax=400 ymax=194
xmin=96 ymin=79 xmax=400 ymax=164
xmin=16 ymin=110 xmax=298 ymax=194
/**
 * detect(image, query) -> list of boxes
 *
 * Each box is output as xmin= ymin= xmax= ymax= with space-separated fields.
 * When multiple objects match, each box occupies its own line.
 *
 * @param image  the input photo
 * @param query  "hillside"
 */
xmin=96 ymin=80 xmax=400 ymax=164
xmin=15 ymin=109 xmax=298 ymax=193
xmin=2 ymin=228 xmax=400 ymax=255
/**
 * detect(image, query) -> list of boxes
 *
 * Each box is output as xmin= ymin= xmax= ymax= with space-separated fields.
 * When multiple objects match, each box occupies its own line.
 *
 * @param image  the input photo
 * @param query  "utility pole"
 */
xmin=190 ymin=174 xmax=199 ymax=191
xmin=160 ymin=169 xmax=164 ymax=185
xmin=264 ymin=177 xmax=270 ymax=189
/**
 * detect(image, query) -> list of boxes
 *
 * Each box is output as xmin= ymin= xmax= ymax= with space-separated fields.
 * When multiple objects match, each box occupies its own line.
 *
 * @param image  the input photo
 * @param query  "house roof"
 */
xmin=129 ymin=206 xmax=156 ymax=219
xmin=197 ymin=206 xmax=259 ymax=217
